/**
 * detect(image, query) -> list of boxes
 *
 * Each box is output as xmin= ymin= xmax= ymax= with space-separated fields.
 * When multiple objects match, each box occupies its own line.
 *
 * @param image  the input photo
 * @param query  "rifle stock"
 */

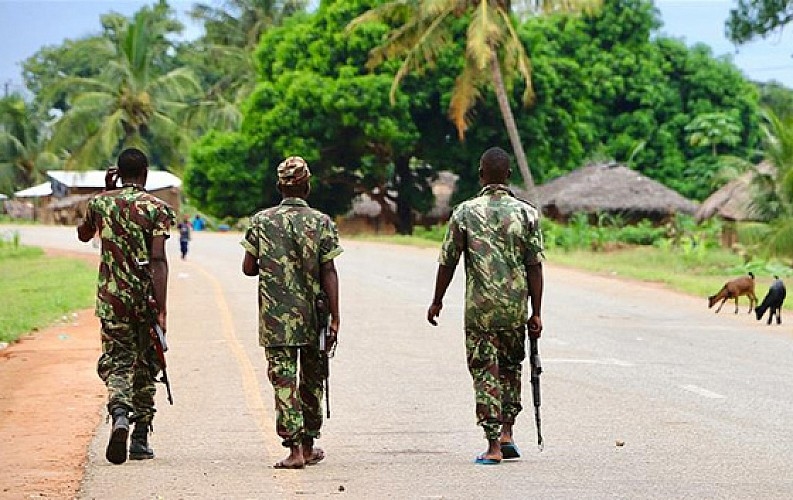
xmin=529 ymin=336 xmax=543 ymax=451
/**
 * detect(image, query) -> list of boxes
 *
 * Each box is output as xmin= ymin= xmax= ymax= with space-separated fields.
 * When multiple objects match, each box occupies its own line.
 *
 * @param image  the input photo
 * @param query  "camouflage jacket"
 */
xmin=241 ymin=198 xmax=343 ymax=347
xmin=84 ymin=186 xmax=175 ymax=322
xmin=439 ymin=184 xmax=544 ymax=332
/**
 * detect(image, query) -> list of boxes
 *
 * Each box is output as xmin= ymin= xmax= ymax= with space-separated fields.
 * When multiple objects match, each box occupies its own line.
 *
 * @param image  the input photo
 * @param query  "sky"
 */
xmin=1 ymin=0 xmax=793 ymax=96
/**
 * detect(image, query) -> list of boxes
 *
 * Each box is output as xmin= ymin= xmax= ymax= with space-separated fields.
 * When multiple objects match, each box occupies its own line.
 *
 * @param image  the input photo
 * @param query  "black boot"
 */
xmin=129 ymin=421 xmax=155 ymax=460
xmin=105 ymin=407 xmax=129 ymax=464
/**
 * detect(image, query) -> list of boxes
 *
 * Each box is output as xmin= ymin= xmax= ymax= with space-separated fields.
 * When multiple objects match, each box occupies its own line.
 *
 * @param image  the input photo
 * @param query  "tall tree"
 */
xmin=685 ymin=112 xmax=743 ymax=157
xmin=0 ymin=95 xmax=60 ymax=194
xmin=44 ymin=4 xmax=208 ymax=171
xmin=347 ymin=0 xmax=601 ymax=200
xmin=186 ymin=0 xmax=308 ymax=104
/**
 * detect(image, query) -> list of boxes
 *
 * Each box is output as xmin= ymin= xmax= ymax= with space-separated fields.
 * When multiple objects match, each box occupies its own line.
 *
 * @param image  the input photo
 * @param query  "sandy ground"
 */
xmin=0 ymin=249 xmax=104 ymax=500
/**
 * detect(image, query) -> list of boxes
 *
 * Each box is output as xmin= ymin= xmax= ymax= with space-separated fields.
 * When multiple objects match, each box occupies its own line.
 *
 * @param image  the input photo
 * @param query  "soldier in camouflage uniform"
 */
xmin=241 ymin=156 xmax=342 ymax=469
xmin=427 ymin=146 xmax=544 ymax=465
xmin=77 ymin=148 xmax=175 ymax=465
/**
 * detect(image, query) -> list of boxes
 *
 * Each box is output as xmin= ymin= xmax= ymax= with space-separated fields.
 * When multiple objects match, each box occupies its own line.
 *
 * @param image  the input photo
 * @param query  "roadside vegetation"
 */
xmin=364 ymin=213 xmax=792 ymax=308
xmin=0 ymin=232 xmax=95 ymax=343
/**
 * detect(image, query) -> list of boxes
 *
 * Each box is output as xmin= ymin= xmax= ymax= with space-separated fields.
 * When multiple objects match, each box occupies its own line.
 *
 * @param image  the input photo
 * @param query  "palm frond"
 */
xmin=346 ymin=0 xmax=416 ymax=33
xmin=448 ymin=63 xmax=485 ymax=139
xmin=388 ymin=10 xmax=453 ymax=103
xmin=496 ymin=8 xmax=534 ymax=104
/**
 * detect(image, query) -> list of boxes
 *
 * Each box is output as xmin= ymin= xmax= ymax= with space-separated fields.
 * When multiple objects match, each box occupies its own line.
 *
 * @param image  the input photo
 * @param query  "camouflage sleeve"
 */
xmin=83 ymin=197 xmax=98 ymax=230
xmin=153 ymin=204 xmax=176 ymax=239
xmin=319 ymin=216 xmax=343 ymax=263
xmin=524 ymin=212 xmax=546 ymax=266
xmin=240 ymin=217 xmax=259 ymax=257
xmin=438 ymin=211 xmax=464 ymax=267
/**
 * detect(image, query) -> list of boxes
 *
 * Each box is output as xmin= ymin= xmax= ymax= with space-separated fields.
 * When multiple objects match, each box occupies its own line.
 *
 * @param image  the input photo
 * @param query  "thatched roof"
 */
xmin=535 ymin=162 xmax=698 ymax=222
xmin=694 ymin=162 xmax=774 ymax=223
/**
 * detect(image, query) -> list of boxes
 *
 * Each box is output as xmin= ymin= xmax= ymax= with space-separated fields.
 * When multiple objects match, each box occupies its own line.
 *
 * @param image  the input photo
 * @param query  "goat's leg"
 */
xmin=734 ymin=296 xmax=740 ymax=314
xmin=715 ymin=297 xmax=728 ymax=313
xmin=748 ymin=292 xmax=757 ymax=313
xmin=768 ymin=309 xmax=773 ymax=325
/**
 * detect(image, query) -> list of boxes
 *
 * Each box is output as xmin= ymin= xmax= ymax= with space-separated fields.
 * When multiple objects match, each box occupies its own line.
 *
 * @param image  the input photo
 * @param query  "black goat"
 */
xmin=755 ymin=276 xmax=786 ymax=325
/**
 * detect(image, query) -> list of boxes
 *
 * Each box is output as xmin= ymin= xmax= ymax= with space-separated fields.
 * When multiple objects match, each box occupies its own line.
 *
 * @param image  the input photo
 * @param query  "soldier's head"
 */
xmin=479 ymin=147 xmax=511 ymax=186
xmin=277 ymin=156 xmax=311 ymax=198
xmin=117 ymin=148 xmax=149 ymax=184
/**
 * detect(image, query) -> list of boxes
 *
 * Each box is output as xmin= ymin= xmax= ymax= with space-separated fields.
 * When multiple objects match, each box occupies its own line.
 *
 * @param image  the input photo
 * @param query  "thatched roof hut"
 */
xmin=694 ymin=163 xmax=774 ymax=223
xmin=535 ymin=162 xmax=698 ymax=223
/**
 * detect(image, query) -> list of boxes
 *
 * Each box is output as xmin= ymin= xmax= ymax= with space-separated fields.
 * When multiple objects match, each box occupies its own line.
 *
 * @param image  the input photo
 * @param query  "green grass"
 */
xmin=547 ymin=246 xmax=751 ymax=298
xmin=0 ymin=243 xmax=96 ymax=343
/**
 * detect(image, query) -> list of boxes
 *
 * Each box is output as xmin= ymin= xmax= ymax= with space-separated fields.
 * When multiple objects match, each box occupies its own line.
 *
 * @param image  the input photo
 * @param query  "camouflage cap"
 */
xmin=277 ymin=156 xmax=311 ymax=185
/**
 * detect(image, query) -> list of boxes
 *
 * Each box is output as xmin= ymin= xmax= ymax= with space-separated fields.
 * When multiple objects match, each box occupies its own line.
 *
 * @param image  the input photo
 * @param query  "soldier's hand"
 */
xmin=427 ymin=302 xmax=442 ymax=326
xmin=528 ymin=315 xmax=542 ymax=339
xmin=105 ymin=167 xmax=119 ymax=190
xmin=157 ymin=310 xmax=167 ymax=334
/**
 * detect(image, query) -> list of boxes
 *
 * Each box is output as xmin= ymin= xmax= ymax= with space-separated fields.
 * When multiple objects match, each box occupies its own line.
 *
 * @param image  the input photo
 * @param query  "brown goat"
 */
xmin=708 ymin=272 xmax=757 ymax=314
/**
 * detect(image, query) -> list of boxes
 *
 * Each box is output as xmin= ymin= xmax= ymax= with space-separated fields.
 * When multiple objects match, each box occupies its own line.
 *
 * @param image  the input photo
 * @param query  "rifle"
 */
xmin=147 ymin=295 xmax=174 ymax=405
xmin=316 ymin=293 xmax=334 ymax=419
xmin=529 ymin=336 xmax=543 ymax=451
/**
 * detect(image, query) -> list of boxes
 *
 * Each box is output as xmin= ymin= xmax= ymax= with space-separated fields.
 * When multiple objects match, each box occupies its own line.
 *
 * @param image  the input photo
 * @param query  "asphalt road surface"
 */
xmin=5 ymin=224 xmax=793 ymax=499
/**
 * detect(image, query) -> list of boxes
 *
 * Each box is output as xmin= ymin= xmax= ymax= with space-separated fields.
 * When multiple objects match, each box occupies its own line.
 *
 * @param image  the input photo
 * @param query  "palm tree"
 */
xmin=348 ymin=0 xmax=601 ymax=200
xmin=188 ymin=0 xmax=308 ymax=104
xmin=685 ymin=111 xmax=742 ymax=157
xmin=0 ymin=95 xmax=60 ymax=193
xmin=45 ymin=7 xmax=210 ymax=172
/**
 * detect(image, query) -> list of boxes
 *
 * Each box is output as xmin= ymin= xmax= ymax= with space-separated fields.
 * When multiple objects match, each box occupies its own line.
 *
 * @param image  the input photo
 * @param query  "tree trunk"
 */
xmin=393 ymin=156 xmax=414 ymax=235
xmin=490 ymin=54 xmax=536 ymax=202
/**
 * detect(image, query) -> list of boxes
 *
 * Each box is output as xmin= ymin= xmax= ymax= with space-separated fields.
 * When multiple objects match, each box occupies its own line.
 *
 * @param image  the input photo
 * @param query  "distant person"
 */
xmin=77 ymin=148 xmax=175 ymax=465
xmin=427 ymin=146 xmax=544 ymax=465
xmin=192 ymin=214 xmax=205 ymax=231
xmin=241 ymin=156 xmax=342 ymax=469
xmin=177 ymin=216 xmax=191 ymax=259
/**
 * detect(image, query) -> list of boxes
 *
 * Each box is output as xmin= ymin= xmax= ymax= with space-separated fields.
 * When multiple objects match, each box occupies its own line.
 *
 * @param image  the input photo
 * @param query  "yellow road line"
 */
xmin=192 ymin=264 xmax=279 ymax=451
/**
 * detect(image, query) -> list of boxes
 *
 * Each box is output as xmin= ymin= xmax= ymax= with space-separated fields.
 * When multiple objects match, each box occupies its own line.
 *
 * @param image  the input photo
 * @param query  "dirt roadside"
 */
xmin=0 ymin=249 xmax=104 ymax=500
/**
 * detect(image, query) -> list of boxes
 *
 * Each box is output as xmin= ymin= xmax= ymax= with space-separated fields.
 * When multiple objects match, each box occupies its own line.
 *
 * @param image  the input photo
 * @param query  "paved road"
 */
xmin=6 ymin=225 xmax=793 ymax=499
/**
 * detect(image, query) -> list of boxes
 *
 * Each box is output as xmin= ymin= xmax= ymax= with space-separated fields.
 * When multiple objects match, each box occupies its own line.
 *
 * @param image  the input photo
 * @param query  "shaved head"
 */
xmin=479 ymin=147 xmax=511 ymax=185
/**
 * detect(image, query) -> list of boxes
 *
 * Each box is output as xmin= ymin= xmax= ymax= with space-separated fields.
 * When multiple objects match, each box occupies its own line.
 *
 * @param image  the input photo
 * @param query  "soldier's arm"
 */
xmin=242 ymin=251 xmax=259 ymax=276
xmin=150 ymin=234 xmax=169 ymax=330
xmin=527 ymin=262 xmax=543 ymax=337
xmin=320 ymin=260 xmax=340 ymax=334
xmin=76 ymin=201 xmax=96 ymax=242
xmin=427 ymin=264 xmax=455 ymax=326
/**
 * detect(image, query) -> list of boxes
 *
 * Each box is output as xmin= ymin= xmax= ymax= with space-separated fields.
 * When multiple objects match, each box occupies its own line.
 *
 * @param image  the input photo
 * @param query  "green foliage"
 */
xmin=726 ymin=0 xmax=792 ymax=45
xmin=0 ymin=239 xmax=95 ymax=343
xmin=541 ymin=212 xmax=669 ymax=251
xmin=685 ymin=111 xmax=743 ymax=156
xmin=186 ymin=0 xmax=436 ymax=231
xmin=184 ymin=131 xmax=269 ymax=218
xmin=0 ymin=95 xmax=61 ymax=194
xmin=412 ymin=224 xmax=448 ymax=243
xmin=520 ymin=1 xmax=761 ymax=199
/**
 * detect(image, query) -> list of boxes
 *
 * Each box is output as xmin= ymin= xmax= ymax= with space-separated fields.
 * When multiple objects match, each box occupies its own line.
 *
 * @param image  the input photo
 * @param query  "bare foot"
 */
xmin=274 ymin=446 xmax=305 ymax=469
xmin=304 ymin=447 xmax=325 ymax=466
xmin=477 ymin=439 xmax=502 ymax=463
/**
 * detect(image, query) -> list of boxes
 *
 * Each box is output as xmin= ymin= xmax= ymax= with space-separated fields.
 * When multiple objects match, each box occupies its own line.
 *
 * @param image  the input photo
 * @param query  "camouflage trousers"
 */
xmin=265 ymin=345 xmax=324 ymax=448
xmin=465 ymin=326 xmax=526 ymax=441
xmin=98 ymin=319 xmax=159 ymax=423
